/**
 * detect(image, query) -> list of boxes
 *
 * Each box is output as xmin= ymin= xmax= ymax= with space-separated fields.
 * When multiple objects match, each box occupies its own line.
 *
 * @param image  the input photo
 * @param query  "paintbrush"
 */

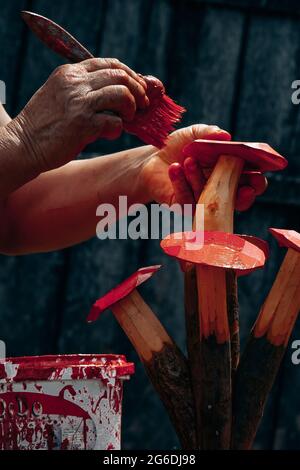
xmin=21 ymin=11 xmax=185 ymax=148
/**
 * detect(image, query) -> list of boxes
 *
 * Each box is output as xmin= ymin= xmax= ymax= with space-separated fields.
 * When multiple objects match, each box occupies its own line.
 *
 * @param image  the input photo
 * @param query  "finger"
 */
xmin=189 ymin=124 xmax=232 ymax=142
xmin=80 ymin=58 xmax=147 ymax=89
xmin=239 ymin=171 xmax=268 ymax=196
xmin=91 ymin=113 xmax=123 ymax=141
xmin=235 ymin=186 xmax=256 ymax=211
xmin=183 ymin=157 xmax=206 ymax=201
xmin=169 ymin=163 xmax=195 ymax=207
xmin=88 ymin=69 xmax=149 ymax=110
xmin=89 ymin=85 xmax=137 ymax=121
xmin=207 ymin=129 xmax=232 ymax=141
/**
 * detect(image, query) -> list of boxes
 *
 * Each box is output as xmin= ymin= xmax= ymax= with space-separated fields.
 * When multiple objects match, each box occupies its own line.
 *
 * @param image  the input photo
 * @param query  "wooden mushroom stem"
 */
xmin=232 ymin=248 xmax=300 ymax=449
xmin=195 ymin=153 xmax=243 ymax=369
xmin=184 ymin=268 xmax=199 ymax=373
xmin=226 ymin=269 xmax=240 ymax=374
xmin=195 ymin=265 xmax=231 ymax=449
xmin=111 ymin=289 xmax=197 ymax=449
xmin=194 ymin=154 xmax=244 ymax=232
xmin=184 ymin=154 xmax=243 ymax=449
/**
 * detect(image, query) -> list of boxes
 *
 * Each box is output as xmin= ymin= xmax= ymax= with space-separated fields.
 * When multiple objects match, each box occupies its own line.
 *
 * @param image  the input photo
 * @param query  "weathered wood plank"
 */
xmin=0 ymin=0 xmax=27 ymax=115
xmin=189 ymin=0 xmax=300 ymax=16
xmin=232 ymin=14 xmax=300 ymax=177
xmin=0 ymin=251 xmax=67 ymax=356
xmin=164 ymin=5 xmax=246 ymax=131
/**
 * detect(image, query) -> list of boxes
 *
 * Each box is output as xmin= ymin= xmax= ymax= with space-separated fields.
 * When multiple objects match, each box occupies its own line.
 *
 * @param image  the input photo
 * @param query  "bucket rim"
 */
xmin=0 ymin=354 xmax=134 ymax=382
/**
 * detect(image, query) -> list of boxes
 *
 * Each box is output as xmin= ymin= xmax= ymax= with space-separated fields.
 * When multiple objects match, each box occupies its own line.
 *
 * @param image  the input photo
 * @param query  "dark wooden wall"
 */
xmin=0 ymin=0 xmax=300 ymax=449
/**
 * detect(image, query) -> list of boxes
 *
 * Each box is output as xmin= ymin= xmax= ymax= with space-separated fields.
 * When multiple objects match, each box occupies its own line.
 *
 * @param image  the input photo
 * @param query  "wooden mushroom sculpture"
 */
xmin=232 ymin=228 xmax=300 ymax=450
xmin=161 ymin=231 xmax=268 ymax=449
xmin=87 ymin=265 xmax=196 ymax=449
xmin=183 ymin=140 xmax=287 ymax=375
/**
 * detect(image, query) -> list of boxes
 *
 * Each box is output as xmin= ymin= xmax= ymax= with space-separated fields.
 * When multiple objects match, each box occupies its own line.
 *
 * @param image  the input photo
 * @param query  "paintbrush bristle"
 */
xmin=124 ymin=75 xmax=185 ymax=148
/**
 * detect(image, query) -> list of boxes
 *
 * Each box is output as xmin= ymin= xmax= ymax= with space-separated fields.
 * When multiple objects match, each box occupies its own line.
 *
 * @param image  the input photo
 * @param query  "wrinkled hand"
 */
xmin=8 ymin=58 xmax=149 ymax=172
xmin=141 ymin=124 xmax=267 ymax=211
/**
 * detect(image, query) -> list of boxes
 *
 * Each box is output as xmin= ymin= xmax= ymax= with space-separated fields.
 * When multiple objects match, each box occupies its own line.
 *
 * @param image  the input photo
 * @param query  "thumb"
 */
xmin=189 ymin=124 xmax=232 ymax=142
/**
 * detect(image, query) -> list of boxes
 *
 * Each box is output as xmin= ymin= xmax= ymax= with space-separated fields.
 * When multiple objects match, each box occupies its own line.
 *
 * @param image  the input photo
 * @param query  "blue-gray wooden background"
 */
xmin=0 ymin=0 xmax=300 ymax=449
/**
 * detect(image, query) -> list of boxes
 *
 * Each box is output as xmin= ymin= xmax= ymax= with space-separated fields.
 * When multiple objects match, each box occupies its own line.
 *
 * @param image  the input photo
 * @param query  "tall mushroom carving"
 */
xmin=161 ymin=230 xmax=268 ymax=449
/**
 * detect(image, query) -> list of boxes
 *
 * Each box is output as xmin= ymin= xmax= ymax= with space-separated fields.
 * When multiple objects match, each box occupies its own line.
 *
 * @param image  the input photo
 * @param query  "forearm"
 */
xmin=2 ymin=146 xmax=154 ymax=254
xmin=0 ymin=117 xmax=41 ymax=199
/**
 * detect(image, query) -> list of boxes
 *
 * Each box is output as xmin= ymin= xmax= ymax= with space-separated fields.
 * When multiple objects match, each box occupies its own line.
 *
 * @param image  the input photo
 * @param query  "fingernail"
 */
xmin=217 ymin=129 xmax=232 ymax=138
xmin=208 ymin=130 xmax=231 ymax=142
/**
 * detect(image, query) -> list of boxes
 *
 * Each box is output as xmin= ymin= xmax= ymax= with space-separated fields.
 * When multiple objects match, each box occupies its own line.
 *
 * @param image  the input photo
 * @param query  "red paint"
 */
xmin=183 ymin=140 xmax=287 ymax=172
xmin=269 ymin=228 xmax=300 ymax=252
xmin=160 ymin=231 xmax=267 ymax=275
xmin=0 ymin=392 xmax=90 ymax=419
xmin=238 ymin=234 xmax=270 ymax=258
xmin=87 ymin=265 xmax=161 ymax=322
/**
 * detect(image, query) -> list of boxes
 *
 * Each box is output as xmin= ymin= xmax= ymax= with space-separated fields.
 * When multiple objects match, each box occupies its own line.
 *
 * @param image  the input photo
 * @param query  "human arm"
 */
xmin=0 ymin=125 xmax=266 ymax=255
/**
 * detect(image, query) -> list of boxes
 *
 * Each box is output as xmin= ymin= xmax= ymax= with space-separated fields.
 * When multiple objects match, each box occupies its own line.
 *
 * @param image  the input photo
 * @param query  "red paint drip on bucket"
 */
xmin=0 ymin=354 xmax=134 ymax=450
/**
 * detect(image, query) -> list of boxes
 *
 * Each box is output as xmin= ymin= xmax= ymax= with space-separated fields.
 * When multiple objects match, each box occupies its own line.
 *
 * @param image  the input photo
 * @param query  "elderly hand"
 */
xmin=140 ymin=124 xmax=267 ymax=211
xmin=7 ymin=58 xmax=149 ymax=173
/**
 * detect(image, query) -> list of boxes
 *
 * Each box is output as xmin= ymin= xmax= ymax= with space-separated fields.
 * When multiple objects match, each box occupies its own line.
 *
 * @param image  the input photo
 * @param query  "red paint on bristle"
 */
xmin=124 ymin=75 xmax=185 ymax=148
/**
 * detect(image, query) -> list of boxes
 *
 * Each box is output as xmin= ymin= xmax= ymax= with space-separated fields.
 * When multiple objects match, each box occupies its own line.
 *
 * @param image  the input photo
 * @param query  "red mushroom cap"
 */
xmin=183 ymin=140 xmax=287 ymax=172
xmin=269 ymin=228 xmax=300 ymax=253
xmin=87 ymin=265 xmax=161 ymax=323
xmin=179 ymin=234 xmax=269 ymax=275
xmin=160 ymin=231 xmax=267 ymax=276
xmin=238 ymin=234 xmax=270 ymax=258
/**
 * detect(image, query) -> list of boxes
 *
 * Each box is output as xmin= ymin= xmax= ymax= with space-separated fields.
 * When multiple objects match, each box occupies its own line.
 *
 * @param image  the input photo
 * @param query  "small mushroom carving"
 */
xmin=87 ymin=265 xmax=196 ymax=449
xmin=232 ymin=228 xmax=300 ymax=450
xmin=161 ymin=230 xmax=268 ymax=449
